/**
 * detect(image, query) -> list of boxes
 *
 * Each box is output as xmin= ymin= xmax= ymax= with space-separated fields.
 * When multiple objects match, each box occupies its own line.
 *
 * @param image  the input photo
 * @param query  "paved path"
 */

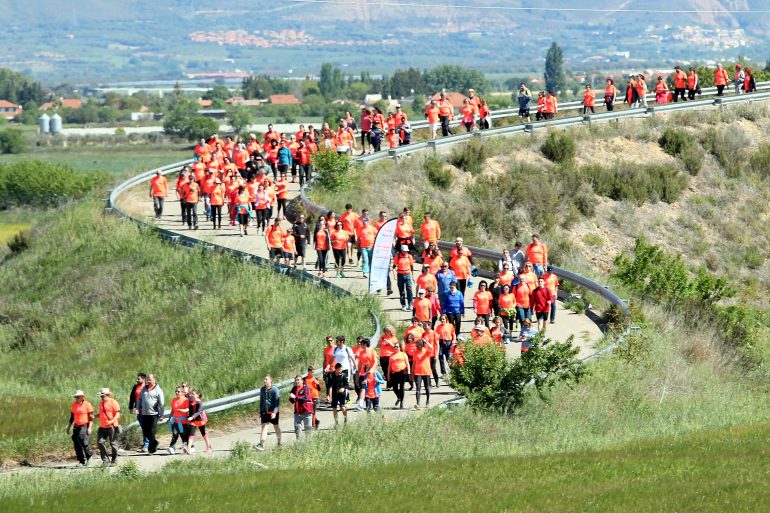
xmin=46 ymin=173 xmax=601 ymax=473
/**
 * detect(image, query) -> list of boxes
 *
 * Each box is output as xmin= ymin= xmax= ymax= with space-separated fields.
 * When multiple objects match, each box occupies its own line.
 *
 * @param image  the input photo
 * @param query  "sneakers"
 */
xmin=401 ymin=305 xmax=408 ymax=311
xmin=204 ymin=447 xmax=213 ymax=453
xmin=85 ymin=455 xmax=93 ymax=467
xmin=182 ymin=445 xmax=189 ymax=454
xmin=188 ymin=446 xmax=196 ymax=454
xmin=253 ymin=443 xmax=265 ymax=451
xmin=412 ymin=404 xmax=421 ymax=411
xmin=167 ymin=446 xmax=176 ymax=455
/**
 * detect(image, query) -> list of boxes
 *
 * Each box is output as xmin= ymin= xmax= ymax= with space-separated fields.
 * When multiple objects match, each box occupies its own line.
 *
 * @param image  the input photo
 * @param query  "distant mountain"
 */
xmin=1 ymin=0 xmax=768 ymax=84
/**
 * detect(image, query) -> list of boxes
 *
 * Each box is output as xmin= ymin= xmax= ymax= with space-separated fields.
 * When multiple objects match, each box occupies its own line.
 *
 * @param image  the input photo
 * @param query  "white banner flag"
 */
xmin=368 ymin=218 xmax=397 ymax=294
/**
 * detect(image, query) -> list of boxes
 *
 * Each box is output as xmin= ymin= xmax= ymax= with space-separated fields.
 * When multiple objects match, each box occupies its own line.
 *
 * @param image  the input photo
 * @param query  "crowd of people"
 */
xmin=67 ymin=373 xmax=212 ymax=467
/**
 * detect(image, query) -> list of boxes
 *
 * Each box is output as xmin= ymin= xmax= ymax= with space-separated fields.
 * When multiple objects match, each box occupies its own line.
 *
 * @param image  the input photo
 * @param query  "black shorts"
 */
xmin=348 ymin=235 xmax=356 ymax=244
xmin=331 ymin=391 xmax=348 ymax=409
xmin=536 ymin=311 xmax=548 ymax=320
xmin=518 ymin=108 xmax=530 ymax=117
xmin=269 ymin=248 xmax=282 ymax=258
xmin=260 ymin=412 xmax=280 ymax=425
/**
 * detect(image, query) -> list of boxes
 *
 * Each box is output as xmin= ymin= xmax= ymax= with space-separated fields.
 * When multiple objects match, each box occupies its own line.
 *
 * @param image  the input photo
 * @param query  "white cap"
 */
xmin=401 ymin=245 xmax=409 ymax=252
xmin=97 ymin=388 xmax=111 ymax=396
xmin=418 ymin=289 xmax=426 ymax=294
xmin=72 ymin=390 xmax=85 ymax=397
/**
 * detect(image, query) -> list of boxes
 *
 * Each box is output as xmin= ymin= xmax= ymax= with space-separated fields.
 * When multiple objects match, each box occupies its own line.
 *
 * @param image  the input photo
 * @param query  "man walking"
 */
xmin=329 ymin=363 xmax=349 ymax=425
xmin=139 ymin=373 xmax=164 ymax=454
xmin=255 ymin=374 xmax=281 ymax=451
xmin=94 ymin=388 xmax=121 ymax=467
xmin=149 ymin=170 xmax=168 ymax=220
xmin=128 ymin=373 xmax=148 ymax=452
xmin=289 ymin=375 xmax=314 ymax=440
xmin=66 ymin=390 xmax=93 ymax=467
xmin=292 ymin=213 xmax=311 ymax=270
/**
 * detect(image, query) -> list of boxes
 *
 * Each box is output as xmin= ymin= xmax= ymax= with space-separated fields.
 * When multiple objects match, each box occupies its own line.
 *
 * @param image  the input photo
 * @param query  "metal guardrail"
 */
xmin=108 ymin=161 xmax=381 ymax=424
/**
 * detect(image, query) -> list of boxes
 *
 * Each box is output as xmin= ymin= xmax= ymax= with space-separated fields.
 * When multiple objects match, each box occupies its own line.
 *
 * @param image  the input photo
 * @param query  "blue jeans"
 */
xmin=136 ymin=413 xmax=149 ymax=449
xmin=550 ymin=301 xmax=556 ymax=322
xmin=397 ymin=273 xmax=414 ymax=308
xmin=516 ymin=306 xmax=530 ymax=325
xmin=361 ymin=247 xmax=373 ymax=274
xmin=533 ymin=264 xmax=544 ymax=276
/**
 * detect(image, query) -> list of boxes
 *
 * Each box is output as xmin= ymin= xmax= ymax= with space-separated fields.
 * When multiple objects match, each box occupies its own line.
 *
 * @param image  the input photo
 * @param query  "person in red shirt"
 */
xmin=356 ymin=216 xmax=377 ymax=278
xmin=360 ymin=108 xmax=373 ymax=154
xmin=67 ymin=390 xmax=94 ymax=466
xmin=424 ymin=100 xmax=440 ymax=139
xmin=330 ymin=221 xmax=349 ymax=278
xmin=304 ymin=366 xmax=322 ymax=429
xmin=265 ymin=217 xmax=285 ymax=262
xmin=582 ymin=85 xmax=595 ymax=115
xmin=322 ymin=336 xmax=335 ymax=401
xmin=421 ymin=321 xmax=441 ymax=387
xmin=473 ymin=280 xmax=493 ymax=327
xmin=436 ymin=92 xmax=454 ymax=137
xmin=532 ymin=277 xmax=555 ymax=334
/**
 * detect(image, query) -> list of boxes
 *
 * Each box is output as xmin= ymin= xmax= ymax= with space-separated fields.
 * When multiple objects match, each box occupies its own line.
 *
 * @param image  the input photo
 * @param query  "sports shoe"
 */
xmin=204 ymin=447 xmax=213 ymax=453
xmin=182 ymin=445 xmax=189 ymax=454
xmin=253 ymin=443 xmax=265 ymax=451
xmin=85 ymin=455 xmax=93 ymax=466
xmin=401 ymin=305 xmax=408 ymax=311
xmin=188 ymin=447 xmax=196 ymax=454
xmin=167 ymin=446 xmax=176 ymax=455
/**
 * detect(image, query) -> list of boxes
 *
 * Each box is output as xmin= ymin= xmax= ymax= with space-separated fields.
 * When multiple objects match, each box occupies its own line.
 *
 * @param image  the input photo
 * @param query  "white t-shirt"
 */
xmin=333 ymin=345 xmax=355 ymax=372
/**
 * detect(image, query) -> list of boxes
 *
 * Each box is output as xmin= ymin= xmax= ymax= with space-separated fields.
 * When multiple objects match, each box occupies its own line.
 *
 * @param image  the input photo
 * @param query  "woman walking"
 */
xmin=387 ymin=342 xmax=410 ymax=409
xmin=411 ymin=339 xmax=433 ymax=410
xmin=186 ymin=389 xmax=212 ymax=453
xmin=314 ymin=216 xmax=331 ymax=278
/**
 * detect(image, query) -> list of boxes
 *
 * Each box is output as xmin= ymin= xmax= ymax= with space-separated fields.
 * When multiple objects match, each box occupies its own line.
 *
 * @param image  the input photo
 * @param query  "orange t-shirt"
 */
xmin=416 ymin=273 xmax=438 ymax=293
xmin=282 ymin=233 xmax=296 ymax=254
xmin=150 ymin=176 xmax=168 ymax=197
xmin=526 ymin=242 xmax=548 ymax=265
xmin=450 ymin=255 xmax=471 ymax=279
xmin=266 ymin=225 xmax=284 ymax=248
xmin=315 ymin=230 xmax=329 ymax=251
xmin=420 ymin=220 xmax=441 ymax=243
xmin=71 ymin=400 xmax=93 ymax=427
xmin=365 ymin=373 xmax=378 ymax=399
xmin=323 ymin=346 xmax=335 ymax=371
xmin=331 ymin=229 xmax=349 ymax=251
xmin=395 ymin=253 xmax=414 ymax=275
xmin=425 ymin=106 xmax=440 ymax=124
xmin=356 ymin=225 xmax=377 ymax=249
xmin=340 ymin=211 xmax=359 ymax=234
xmin=404 ymin=325 xmax=424 ymax=344
xmin=412 ymin=347 xmax=432 ymax=376
xmin=498 ymin=292 xmax=516 ymax=313
xmin=170 ymin=397 xmax=189 ymax=423
xmin=498 ymin=271 xmax=514 ymax=288
xmin=413 ymin=297 xmax=432 ymax=322
xmin=473 ymin=290 xmax=493 ymax=315
xmin=98 ymin=398 xmax=121 ymax=429
xmin=514 ymin=283 xmax=531 ymax=309
xmin=389 ymin=352 xmax=408 ymax=373
xmin=357 ymin=347 xmax=377 ymax=376
xmin=435 ymin=322 xmax=455 ymax=341
xmin=422 ymin=254 xmax=444 ymax=274
xmin=306 ymin=374 xmax=321 ymax=399
xmin=210 ymin=184 xmax=225 ymax=206
xmin=378 ymin=334 xmax=398 ymax=358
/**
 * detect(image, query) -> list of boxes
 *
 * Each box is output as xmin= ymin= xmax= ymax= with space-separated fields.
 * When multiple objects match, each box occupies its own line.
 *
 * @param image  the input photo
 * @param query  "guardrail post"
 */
xmin=472 ymin=131 xmax=482 ymax=140
xmin=169 ymin=235 xmax=180 ymax=245
xmin=713 ymin=98 xmax=724 ymax=111
xmin=582 ymin=115 xmax=592 ymax=125
xmin=104 ymin=207 xmax=114 ymax=214
xmin=387 ymin=149 xmax=398 ymax=161
xmin=646 ymin=106 xmax=656 ymax=115
xmin=524 ymin=123 xmax=534 ymax=137
xmin=427 ymin=140 xmax=437 ymax=153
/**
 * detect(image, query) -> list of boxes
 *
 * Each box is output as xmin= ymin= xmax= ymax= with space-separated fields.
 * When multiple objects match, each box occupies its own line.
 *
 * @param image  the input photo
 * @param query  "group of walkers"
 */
xmin=67 ymin=373 xmax=211 ymax=467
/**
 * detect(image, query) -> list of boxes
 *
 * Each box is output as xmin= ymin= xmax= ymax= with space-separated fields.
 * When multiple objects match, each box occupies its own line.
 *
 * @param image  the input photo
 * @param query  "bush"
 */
xmin=7 ymin=230 xmax=29 ymax=254
xmin=450 ymin=334 xmax=587 ymax=414
xmin=182 ymin=116 xmax=219 ymax=142
xmin=0 ymin=129 xmax=26 ymax=154
xmin=449 ymin=138 xmax=488 ymax=174
xmin=541 ymin=131 xmax=575 ymax=163
xmin=700 ymin=127 xmax=748 ymax=178
xmin=0 ymin=161 xmax=105 ymax=209
xmin=312 ymin=150 xmax=356 ymax=192
xmin=659 ymin=127 xmax=703 ymax=175
xmin=424 ymin=154 xmax=453 ymax=189
xmin=748 ymin=144 xmax=770 ymax=179
xmin=581 ymin=163 xmax=688 ymax=206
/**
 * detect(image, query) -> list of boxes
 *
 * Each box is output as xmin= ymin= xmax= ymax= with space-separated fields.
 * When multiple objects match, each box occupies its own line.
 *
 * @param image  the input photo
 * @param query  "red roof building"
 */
xmin=0 ymin=100 xmax=21 ymax=119
xmin=40 ymin=98 xmax=82 ymax=110
xmin=269 ymin=94 xmax=302 ymax=105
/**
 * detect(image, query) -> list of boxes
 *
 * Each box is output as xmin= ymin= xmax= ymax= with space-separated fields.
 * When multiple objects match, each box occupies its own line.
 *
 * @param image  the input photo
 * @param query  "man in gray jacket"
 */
xmin=254 ymin=374 xmax=281 ymax=451
xmin=139 ymin=373 xmax=164 ymax=454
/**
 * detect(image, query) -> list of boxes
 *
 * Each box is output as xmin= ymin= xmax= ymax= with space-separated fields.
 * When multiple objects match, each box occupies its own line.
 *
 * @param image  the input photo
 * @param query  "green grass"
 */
xmin=0 ymin=199 xmax=375 ymax=462
xmin=3 ymin=420 xmax=770 ymax=512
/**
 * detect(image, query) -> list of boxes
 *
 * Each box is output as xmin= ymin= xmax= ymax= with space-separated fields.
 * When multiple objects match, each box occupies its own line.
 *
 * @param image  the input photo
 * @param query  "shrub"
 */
xmin=748 ymin=144 xmax=770 ymax=179
xmin=449 ymin=138 xmax=488 ymax=174
xmin=7 ymin=230 xmax=29 ymax=254
xmin=700 ymin=127 xmax=748 ymax=178
xmin=230 ymin=440 xmax=252 ymax=461
xmin=116 ymin=460 xmax=140 ymax=480
xmin=424 ymin=154 xmax=452 ymax=189
xmin=659 ymin=127 xmax=703 ymax=175
xmin=182 ymin=116 xmax=220 ymax=142
xmin=450 ymin=334 xmax=587 ymax=414
xmin=0 ymin=161 xmax=105 ymax=209
xmin=571 ymin=182 xmax=596 ymax=218
xmin=312 ymin=150 xmax=356 ymax=192
xmin=0 ymin=129 xmax=26 ymax=154
xmin=581 ymin=163 xmax=687 ymax=206
xmin=541 ymin=131 xmax=575 ymax=163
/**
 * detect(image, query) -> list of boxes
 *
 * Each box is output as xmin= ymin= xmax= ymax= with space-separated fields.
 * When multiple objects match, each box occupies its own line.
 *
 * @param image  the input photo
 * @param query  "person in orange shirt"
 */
xmin=542 ymin=264 xmax=559 ymax=324
xmin=421 ymin=321 xmax=441 ymax=387
xmin=387 ymin=128 xmax=399 ymax=149
xmin=166 ymin=386 xmax=189 ymax=456
xmin=265 ymin=217 xmax=285 ymax=262
xmin=94 ymin=388 xmax=121 ymax=466
xmin=543 ymin=90 xmax=557 ymax=119
xmin=490 ymin=316 xmax=506 ymax=345
xmin=394 ymin=245 xmax=415 ymax=312
xmin=394 ymin=213 xmax=415 ymax=251
xmin=460 ymin=98 xmax=477 ymax=132
xmin=321 ymin=336 xmax=335 ymax=400
xmin=655 ymin=75 xmax=669 ymax=105
xmin=582 ymin=85 xmax=595 ymax=115
xmin=412 ymin=288 xmax=432 ymax=323
xmin=636 ymin=74 xmax=648 ymax=108
xmin=672 ymin=65 xmax=687 ymax=102
xmin=314 ymin=217 xmax=331 ymax=278
xmin=424 ymin=100 xmax=440 ymax=139
xmin=436 ymin=92 xmax=454 ymax=136
xmin=194 ymin=138 xmax=211 ymax=162
xmin=377 ymin=325 xmax=398 ymax=387
xmin=209 ymin=178 xmax=225 ymax=229
xmin=66 ymin=389 xmax=94 ymax=466
xmin=410 ymin=338 xmax=433 ymax=409
xmin=361 ymin=363 xmax=386 ymax=413
xmin=420 ymin=212 xmax=441 ymax=249
xmin=714 ymin=63 xmax=729 ymax=97
xmin=449 ymin=237 xmax=474 ymax=296
xmin=356 ymin=216 xmax=377 ymax=278
xmin=303 ymin=366 xmax=322 ymax=429
xmin=335 ymin=122 xmax=355 ymax=155
xmin=353 ymin=338 xmax=379 ymax=410
xmin=434 ymin=314 xmax=456 ymax=376
xmin=182 ymin=177 xmax=200 ymax=230
xmin=253 ymin=184 xmax=271 ymax=235
xmin=387 ymin=341 xmax=410 ymax=409
xmin=149 ymin=170 xmax=168 ymax=220
xmin=525 ymin=234 xmax=548 ymax=276
xmin=422 ymin=243 xmax=444 ymax=274
xmin=282 ymin=230 xmax=296 ymax=266
xmin=473 ymin=280 xmax=493 ymax=327
xmin=498 ymin=284 xmax=516 ymax=331
xmin=469 ymin=316 xmax=492 ymax=344
xmin=331 ymin=221 xmax=349 ymax=278
xmin=340 ymin=204 xmax=360 ymax=266
xmin=416 ymin=264 xmax=438 ymax=296
xmin=514 ymin=279 xmax=531 ymax=329
xmin=535 ymin=91 xmax=546 ymax=120
xmin=274 ymin=176 xmax=289 ymax=220
xmin=478 ymin=98 xmax=491 ymax=130
xmin=374 ymin=210 xmax=388 ymax=232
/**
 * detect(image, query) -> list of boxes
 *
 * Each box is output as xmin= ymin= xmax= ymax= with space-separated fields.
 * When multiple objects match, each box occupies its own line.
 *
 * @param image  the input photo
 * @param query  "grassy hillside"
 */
xmin=3 ymin=419 xmax=770 ymax=512
xmin=0 ymin=199 xmax=374 ymax=462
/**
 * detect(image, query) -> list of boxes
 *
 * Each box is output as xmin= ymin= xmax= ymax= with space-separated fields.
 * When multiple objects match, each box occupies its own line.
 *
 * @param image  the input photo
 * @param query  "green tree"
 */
xmin=181 ymin=116 xmax=219 ymax=142
xmin=386 ymin=67 xmax=425 ymax=97
xmin=204 ymin=84 xmax=233 ymax=101
xmin=319 ymin=63 xmax=344 ymax=99
xmin=544 ymin=42 xmax=566 ymax=93
xmin=226 ymin=105 xmax=252 ymax=135
xmin=423 ymin=65 xmax=489 ymax=95
xmin=0 ymin=129 xmax=26 ymax=154
xmin=241 ymin=75 xmax=290 ymax=99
